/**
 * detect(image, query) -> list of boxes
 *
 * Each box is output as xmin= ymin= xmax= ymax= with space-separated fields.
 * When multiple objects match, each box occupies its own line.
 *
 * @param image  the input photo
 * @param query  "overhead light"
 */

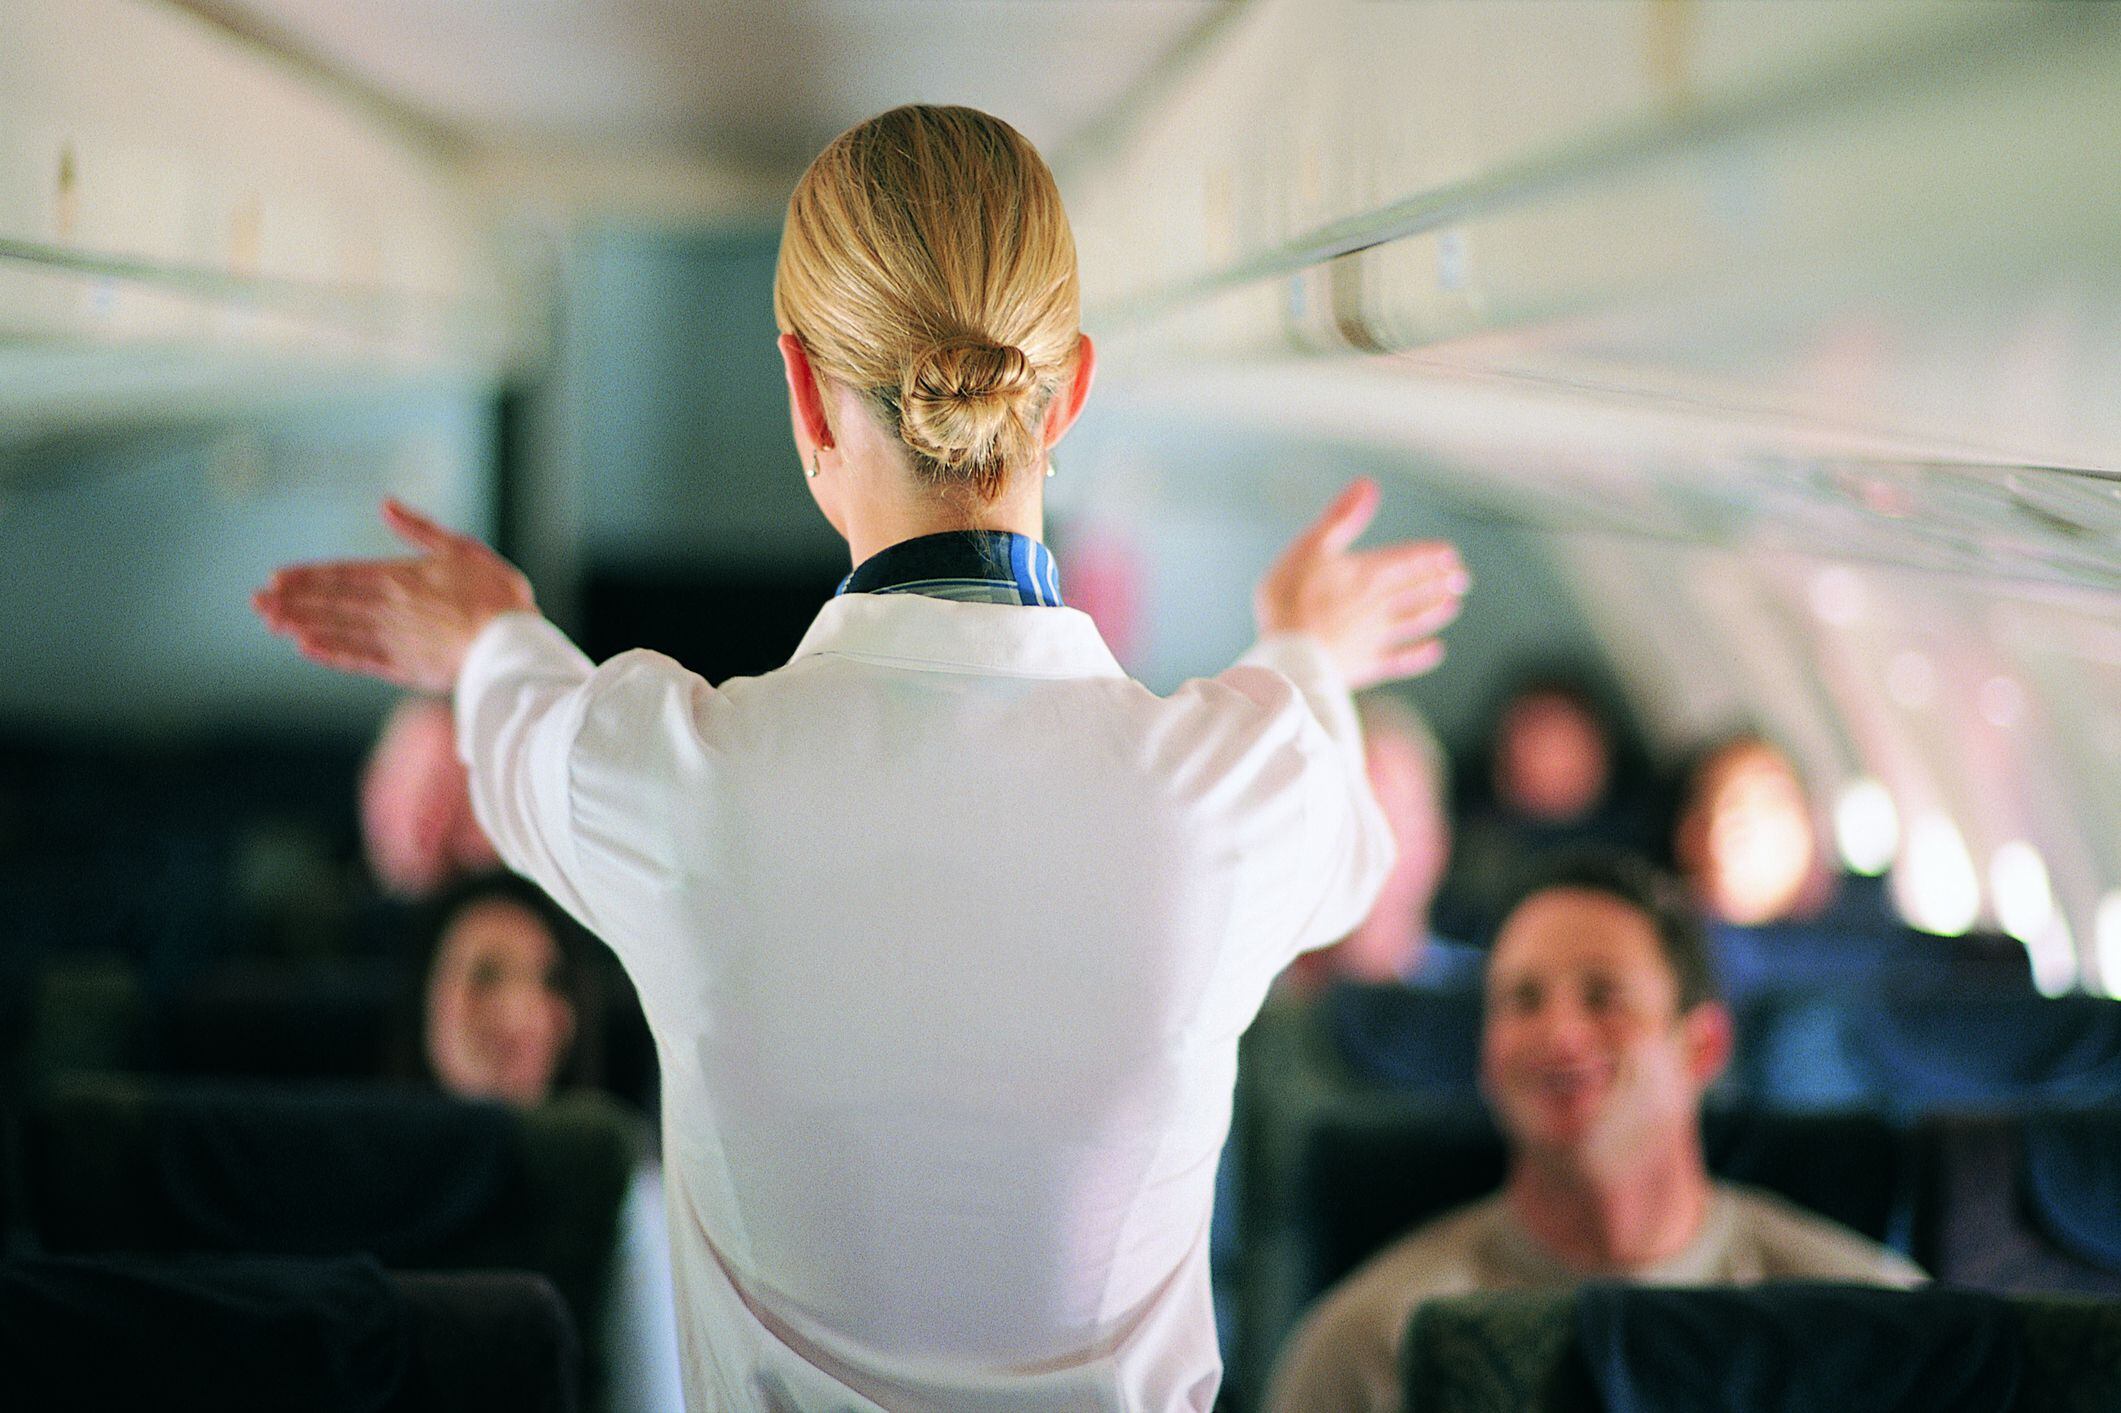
xmin=1895 ymin=811 xmax=1979 ymax=938
xmin=1834 ymin=778 xmax=1898 ymax=877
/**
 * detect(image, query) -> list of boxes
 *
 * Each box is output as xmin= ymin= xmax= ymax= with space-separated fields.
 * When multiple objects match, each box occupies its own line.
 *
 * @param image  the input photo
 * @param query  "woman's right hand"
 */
xmin=1253 ymin=478 xmax=1469 ymax=691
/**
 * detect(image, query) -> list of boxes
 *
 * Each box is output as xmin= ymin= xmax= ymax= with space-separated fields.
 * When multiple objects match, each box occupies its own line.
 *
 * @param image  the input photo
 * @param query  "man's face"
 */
xmin=1480 ymin=888 xmax=1728 ymax=1173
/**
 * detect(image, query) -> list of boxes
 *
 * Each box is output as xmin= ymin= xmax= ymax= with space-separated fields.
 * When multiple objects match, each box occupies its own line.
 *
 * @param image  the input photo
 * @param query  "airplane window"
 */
xmin=1833 ymin=778 xmax=1900 ymax=878
xmin=1992 ymin=841 xmax=2075 ymax=998
xmin=1893 ymin=810 xmax=1981 ymax=940
xmin=2097 ymin=892 xmax=2121 ymax=999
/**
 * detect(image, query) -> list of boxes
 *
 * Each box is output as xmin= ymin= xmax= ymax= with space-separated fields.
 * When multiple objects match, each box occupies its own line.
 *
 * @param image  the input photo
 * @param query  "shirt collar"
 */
xmin=789 ymin=594 xmax=1124 ymax=680
xmin=836 ymin=530 xmax=1063 ymax=608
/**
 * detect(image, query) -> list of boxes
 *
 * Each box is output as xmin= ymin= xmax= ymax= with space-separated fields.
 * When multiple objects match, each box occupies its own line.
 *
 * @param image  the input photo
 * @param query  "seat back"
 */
xmin=24 ymin=1076 xmax=634 ymax=1409
xmin=1745 ymin=989 xmax=2121 ymax=1115
xmin=0 ymin=1254 xmax=579 ymax=1413
xmin=1319 ymin=983 xmax=1484 ymax=1095
xmin=153 ymin=960 xmax=397 ymax=1083
xmin=1399 ymin=1287 xmax=2121 ymax=1413
xmin=1914 ymin=1110 xmax=2121 ymax=1296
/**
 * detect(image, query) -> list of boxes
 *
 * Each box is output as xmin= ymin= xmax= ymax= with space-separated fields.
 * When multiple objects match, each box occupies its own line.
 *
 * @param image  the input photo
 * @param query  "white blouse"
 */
xmin=456 ymin=594 xmax=1393 ymax=1411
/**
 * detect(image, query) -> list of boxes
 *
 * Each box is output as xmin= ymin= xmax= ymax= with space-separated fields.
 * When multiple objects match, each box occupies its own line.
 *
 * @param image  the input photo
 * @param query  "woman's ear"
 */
xmin=1041 ymin=332 xmax=1097 ymax=449
xmin=778 ymin=333 xmax=835 ymax=453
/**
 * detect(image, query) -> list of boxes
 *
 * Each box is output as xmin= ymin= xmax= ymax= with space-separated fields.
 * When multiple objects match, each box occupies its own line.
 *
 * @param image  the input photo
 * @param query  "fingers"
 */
xmin=260 ymin=560 xmax=396 ymax=603
xmin=290 ymin=622 xmax=389 ymax=671
xmin=1356 ymin=540 xmax=1469 ymax=587
xmin=382 ymin=498 xmax=463 ymax=556
xmin=1378 ymin=639 xmax=1448 ymax=680
xmin=1306 ymin=477 xmax=1381 ymax=556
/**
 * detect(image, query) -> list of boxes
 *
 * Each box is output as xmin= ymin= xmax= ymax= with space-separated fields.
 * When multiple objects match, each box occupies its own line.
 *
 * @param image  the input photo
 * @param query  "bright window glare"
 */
xmin=1992 ymin=842 xmax=2075 ymax=996
xmin=1834 ymin=778 xmax=1898 ymax=876
xmin=1991 ymin=841 xmax=2054 ymax=941
xmin=2097 ymin=892 xmax=2121 ymax=1000
xmin=1895 ymin=811 xmax=1980 ymax=937
xmin=2032 ymin=912 xmax=2078 ymax=999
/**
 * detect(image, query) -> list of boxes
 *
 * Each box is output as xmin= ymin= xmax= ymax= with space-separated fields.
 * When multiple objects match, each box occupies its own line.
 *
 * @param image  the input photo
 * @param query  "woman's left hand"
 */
xmin=253 ymin=500 xmax=536 ymax=693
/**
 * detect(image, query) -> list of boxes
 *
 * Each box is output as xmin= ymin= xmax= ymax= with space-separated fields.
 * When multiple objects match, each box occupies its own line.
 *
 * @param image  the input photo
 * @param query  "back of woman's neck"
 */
xmin=843 ymin=483 xmax=1044 ymax=568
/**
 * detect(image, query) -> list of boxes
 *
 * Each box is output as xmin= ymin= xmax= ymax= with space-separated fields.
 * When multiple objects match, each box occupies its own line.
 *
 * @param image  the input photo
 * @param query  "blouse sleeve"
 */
xmin=452 ymin=611 xmax=605 ymax=931
xmin=1222 ymin=632 xmax=1398 ymax=961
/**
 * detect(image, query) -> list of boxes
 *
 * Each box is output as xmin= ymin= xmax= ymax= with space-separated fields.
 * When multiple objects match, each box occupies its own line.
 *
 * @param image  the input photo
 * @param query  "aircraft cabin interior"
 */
xmin=3 ymin=2 xmax=2119 ymax=1409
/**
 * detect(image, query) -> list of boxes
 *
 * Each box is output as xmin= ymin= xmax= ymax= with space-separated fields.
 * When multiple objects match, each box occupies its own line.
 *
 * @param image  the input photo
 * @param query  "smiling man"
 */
xmin=1264 ymin=852 xmax=1921 ymax=1413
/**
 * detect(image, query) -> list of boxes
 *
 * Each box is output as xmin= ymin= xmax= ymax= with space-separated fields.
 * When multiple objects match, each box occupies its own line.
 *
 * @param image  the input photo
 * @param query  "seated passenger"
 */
xmin=1433 ymin=670 xmax=1660 ymax=938
xmin=361 ymin=696 xmax=501 ymax=900
xmin=398 ymin=871 xmax=601 ymax=1106
xmin=395 ymin=872 xmax=681 ymax=1413
xmin=1284 ymin=697 xmax=1458 ymax=991
xmin=1265 ymin=853 xmax=1921 ymax=1413
xmin=1672 ymin=732 xmax=1828 ymax=927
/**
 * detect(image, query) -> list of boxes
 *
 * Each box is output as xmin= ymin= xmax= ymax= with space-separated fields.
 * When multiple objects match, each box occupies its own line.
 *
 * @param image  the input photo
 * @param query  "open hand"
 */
xmin=1254 ymin=478 xmax=1469 ymax=691
xmin=252 ymin=500 xmax=536 ymax=693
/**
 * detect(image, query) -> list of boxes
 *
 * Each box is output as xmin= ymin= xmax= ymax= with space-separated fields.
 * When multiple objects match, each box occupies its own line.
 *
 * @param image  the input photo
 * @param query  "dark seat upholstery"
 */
xmin=1744 ymin=988 xmax=2121 ymax=1114
xmin=1399 ymin=1287 xmax=2121 ymax=1413
xmin=23 ymin=1076 xmax=635 ymax=1410
xmin=1319 ymin=983 xmax=1484 ymax=1095
xmin=0 ymin=1254 xmax=577 ymax=1413
xmin=1914 ymin=1110 xmax=2121 ymax=1296
xmin=153 ymin=960 xmax=399 ymax=1082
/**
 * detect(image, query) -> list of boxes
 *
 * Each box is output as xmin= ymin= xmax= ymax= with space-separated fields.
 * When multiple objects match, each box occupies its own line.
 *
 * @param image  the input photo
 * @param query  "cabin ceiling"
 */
xmin=170 ymin=0 xmax=1230 ymax=177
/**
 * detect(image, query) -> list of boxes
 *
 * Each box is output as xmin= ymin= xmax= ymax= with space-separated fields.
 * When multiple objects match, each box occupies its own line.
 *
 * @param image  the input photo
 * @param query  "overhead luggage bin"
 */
xmin=0 ymin=0 xmax=515 ymax=443
xmin=1065 ymin=0 xmax=2121 ymax=553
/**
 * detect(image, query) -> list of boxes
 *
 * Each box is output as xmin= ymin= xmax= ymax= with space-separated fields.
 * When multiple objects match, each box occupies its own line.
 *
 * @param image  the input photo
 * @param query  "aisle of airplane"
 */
xmin=2 ymin=2 xmax=2119 ymax=1410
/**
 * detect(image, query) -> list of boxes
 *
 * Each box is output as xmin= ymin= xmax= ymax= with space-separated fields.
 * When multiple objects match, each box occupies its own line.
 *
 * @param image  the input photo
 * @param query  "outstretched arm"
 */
xmin=1230 ymin=478 xmax=1470 ymax=961
xmin=251 ymin=499 xmax=536 ymax=692
xmin=1252 ymin=476 xmax=1469 ymax=691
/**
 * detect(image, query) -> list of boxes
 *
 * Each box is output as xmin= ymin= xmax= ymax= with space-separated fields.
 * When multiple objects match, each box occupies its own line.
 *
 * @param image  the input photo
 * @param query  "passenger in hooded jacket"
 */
xmin=254 ymin=103 xmax=1470 ymax=1412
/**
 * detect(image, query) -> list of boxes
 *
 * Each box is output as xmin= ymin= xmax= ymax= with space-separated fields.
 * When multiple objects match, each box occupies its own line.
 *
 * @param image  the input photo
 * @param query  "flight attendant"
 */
xmin=255 ymin=104 xmax=1468 ymax=1412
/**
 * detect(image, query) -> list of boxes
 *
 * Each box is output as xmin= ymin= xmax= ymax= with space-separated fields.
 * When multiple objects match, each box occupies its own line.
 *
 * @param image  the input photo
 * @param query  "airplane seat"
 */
xmin=22 ymin=1076 xmax=636 ymax=1409
xmin=22 ymin=957 xmax=144 ymax=1085
xmin=152 ymin=959 xmax=399 ymax=1083
xmin=1849 ymin=991 xmax=2121 ymax=1115
xmin=1739 ymin=985 xmax=2121 ymax=1115
xmin=1913 ymin=1110 xmax=2121 ymax=1296
xmin=1316 ymin=981 xmax=1485 ymax=1095
xmin=0 ymin=1253 xmax=579 ymax=1413
xmin=1397 ymin=1285 xmax=2121 ymax=1413
xmin=392 ymin=1268 xmax=583 ymax=1413
xmin=1725 ymin=992 xmax=1872 ymax=1110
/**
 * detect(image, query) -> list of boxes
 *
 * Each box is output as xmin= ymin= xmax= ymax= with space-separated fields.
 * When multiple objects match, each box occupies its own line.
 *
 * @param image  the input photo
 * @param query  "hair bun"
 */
xmin=899 ymin=336 xmax=1041 ymax=471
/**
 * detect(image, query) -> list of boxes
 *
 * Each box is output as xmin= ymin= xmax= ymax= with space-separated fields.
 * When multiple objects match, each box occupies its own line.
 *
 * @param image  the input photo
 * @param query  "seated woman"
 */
xmin=395 ymin=872 xmax=680 ymax=1413
xmin=1672 ymin=733 xmax=1829 ymax=929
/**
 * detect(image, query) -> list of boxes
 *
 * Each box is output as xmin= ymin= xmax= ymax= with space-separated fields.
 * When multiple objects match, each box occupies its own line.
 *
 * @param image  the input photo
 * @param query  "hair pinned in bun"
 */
xmin=899 ymin=337 xmax=1042 ymax=479
xmin=774 ymin=104 xmax=1080 ymax=503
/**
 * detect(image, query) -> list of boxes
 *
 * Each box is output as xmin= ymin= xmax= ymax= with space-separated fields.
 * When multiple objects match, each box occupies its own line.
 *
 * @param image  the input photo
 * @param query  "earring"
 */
xmin=1045 ymin=456 xmax=1056 ymax=479
xmin=807 ymin=449 xmax=820 ymax=480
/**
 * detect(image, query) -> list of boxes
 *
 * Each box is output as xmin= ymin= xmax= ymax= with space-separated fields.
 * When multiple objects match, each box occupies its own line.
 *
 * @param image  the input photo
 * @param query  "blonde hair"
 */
xmin=774 ymin=105 xmax=1081 ymax=504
